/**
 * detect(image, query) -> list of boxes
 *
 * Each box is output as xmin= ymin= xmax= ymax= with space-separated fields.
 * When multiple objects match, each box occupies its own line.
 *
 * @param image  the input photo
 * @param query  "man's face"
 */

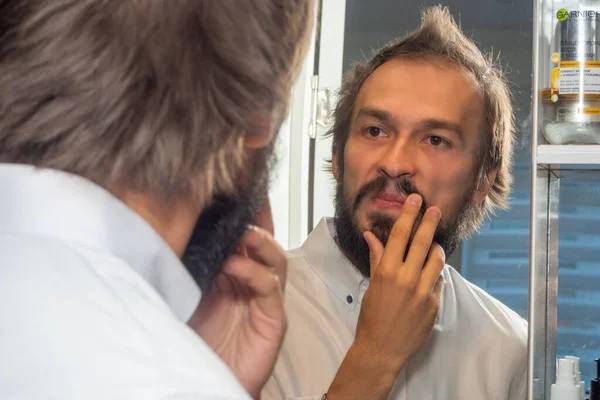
xmin=334 ymin=58 xmax=485 ymax=277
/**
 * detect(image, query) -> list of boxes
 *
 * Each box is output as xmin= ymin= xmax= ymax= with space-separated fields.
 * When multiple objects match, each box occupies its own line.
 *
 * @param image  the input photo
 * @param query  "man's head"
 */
xmin=0 ymin=0 xmax=313 ymax=290
xmin=329 ymin=6 xmax=515 ymax=277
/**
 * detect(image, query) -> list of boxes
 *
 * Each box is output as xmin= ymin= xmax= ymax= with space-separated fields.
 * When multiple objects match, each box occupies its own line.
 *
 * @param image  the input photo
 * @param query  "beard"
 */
xmin=182 ymin=140 xmax=277 ymax=294
xmin=334 ymin=175 xmax=475 ymax=278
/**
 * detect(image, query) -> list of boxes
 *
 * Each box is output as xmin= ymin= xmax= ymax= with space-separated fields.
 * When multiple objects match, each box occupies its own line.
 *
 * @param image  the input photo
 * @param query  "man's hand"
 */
xmin=188 ymin=199 xmax=287 ymax=399
xmin=328 ymin=193 xmax=445 ymax=400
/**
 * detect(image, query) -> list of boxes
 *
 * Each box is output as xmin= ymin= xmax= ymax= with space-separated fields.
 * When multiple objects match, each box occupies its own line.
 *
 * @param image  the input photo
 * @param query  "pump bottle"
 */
xmin=564 ymin=356 xmax=585 ymax=400
xmin=551 ymin=358 xmax=580 ymax=400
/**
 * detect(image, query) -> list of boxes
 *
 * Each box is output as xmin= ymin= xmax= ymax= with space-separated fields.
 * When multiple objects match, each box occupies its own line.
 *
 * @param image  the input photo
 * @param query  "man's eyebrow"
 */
xmin=418 ymin=119 xmax=464 ymax=139
xmin=355 ymin=107 xmax=400 ymax=131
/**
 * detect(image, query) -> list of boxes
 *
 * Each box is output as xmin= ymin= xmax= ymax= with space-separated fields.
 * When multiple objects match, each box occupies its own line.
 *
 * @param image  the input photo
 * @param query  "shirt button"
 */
xmin=346 ymin=295 xmax=353 ymax=304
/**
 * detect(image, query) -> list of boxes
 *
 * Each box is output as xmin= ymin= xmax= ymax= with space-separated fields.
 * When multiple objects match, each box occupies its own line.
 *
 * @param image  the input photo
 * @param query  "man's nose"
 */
xmin=377 ymin=138 xmax=417 ymax=180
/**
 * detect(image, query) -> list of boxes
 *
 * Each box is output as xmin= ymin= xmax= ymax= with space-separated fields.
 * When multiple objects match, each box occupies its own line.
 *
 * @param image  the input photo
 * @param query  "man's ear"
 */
xmin=244 ymin=131 xmax=273 ymax=149
xmin=474 ymin=168 xmax=498 ymax=205
xmin=244 ymin=115 xmax=273 ymax=149
xmin=332 ymin=152 xmax=341 ymax=182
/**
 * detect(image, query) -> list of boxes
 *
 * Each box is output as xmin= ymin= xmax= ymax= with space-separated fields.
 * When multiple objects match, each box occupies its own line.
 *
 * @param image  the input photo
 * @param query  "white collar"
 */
xmin=300 ymin=218 xmax=364 ymax=310
xmin=301 ymin=218 xmax=448 ymax=325
xmin=0 ymin=164 xmax=201 ymax=322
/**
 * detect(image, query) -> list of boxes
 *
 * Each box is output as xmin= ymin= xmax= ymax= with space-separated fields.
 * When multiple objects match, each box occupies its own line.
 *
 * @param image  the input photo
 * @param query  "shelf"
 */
xmin=537 ymin=145 xmax=600 ymax=166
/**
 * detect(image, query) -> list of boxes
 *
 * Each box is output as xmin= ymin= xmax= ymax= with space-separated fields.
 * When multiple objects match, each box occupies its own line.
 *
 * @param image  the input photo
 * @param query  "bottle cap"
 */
xmin=557 ymin=359 xmax=575 ymax=385
xmin=565 ymin=356 xmax=581 ymax=382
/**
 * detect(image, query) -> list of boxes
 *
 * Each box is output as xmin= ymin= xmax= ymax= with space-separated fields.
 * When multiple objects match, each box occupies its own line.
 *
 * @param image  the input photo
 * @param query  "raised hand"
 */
xmin=188 ymin=198 xmax=287 ymax=398
xmin=328 ymin=193 xmax=445 ymax=400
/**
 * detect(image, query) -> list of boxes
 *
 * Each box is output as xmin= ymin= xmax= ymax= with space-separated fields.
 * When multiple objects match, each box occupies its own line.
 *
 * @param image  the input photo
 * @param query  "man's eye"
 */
xmin=428 ymin=136 xmax=446 ymax=146
xmin=366 ymin=126 xmax=384 ymax=137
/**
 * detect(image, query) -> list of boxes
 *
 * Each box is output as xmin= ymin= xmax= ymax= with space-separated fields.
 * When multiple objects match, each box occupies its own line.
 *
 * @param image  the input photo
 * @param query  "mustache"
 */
xmin=352 ymin=175 xmax=428 ymax=214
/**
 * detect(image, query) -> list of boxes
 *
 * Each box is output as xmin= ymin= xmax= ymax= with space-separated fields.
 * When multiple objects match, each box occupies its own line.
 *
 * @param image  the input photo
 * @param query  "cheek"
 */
xmin=341 ymin=154 xmax=372 ymax=229
xmin=341 ymin=144 xmax=365 ymax=197
xmin=426 ymin=161 xmax=475 ymax=209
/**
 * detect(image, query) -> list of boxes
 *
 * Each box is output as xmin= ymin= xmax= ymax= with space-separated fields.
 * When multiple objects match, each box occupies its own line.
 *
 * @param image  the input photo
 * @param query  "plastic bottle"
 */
xmin=551 ymin=358 xmax=580 ymax=400
xmin=564 ymin=356 xmax=585 ymax=400
xmin=541 ymin=2 xmax=600 ymax=144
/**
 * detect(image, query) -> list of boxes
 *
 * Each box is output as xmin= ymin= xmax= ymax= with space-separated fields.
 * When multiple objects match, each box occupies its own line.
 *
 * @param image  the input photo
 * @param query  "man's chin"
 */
xmin=361 ymin=212 xmax=395 ymax=247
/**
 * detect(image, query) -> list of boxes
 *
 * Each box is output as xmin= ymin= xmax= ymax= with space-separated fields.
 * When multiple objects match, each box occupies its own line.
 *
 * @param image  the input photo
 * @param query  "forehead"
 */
xmin=353 ymin=58 xmax=484 ymax=136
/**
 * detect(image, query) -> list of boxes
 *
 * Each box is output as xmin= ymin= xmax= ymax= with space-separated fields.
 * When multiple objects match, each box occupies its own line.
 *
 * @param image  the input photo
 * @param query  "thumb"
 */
xmin=363 ymin=231 xmax=384 ymax=275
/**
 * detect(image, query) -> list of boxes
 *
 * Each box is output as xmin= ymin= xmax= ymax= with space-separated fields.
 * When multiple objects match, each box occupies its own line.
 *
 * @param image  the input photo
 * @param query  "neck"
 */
xmin=115 ymin=191 xmax=199 ymax=257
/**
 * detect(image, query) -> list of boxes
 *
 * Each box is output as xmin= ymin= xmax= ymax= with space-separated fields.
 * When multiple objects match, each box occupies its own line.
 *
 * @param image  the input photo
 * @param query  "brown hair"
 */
xmin=329 ymin=5 xmax=514 ymax=237
xmin=0 ymin=0 xmax=312 ymax=205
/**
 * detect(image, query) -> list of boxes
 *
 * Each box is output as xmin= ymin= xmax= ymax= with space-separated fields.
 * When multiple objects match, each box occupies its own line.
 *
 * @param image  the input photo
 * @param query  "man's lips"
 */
xmin=372 ymin=192 xmax=405 ymax=209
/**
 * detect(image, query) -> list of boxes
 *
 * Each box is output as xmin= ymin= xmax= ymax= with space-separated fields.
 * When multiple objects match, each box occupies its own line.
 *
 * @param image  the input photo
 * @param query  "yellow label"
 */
xmin=557 ymin=107 xmax=600 ymax=115
xmin=560 ymin=61 xmax=600 ymax=68
xmin=579 ymin=107 xmax=600 ymax=114
xmin=557 ymin=106 xmax=600 ymax=122
xmin=554 ymin=60 xmax=600 ymax=94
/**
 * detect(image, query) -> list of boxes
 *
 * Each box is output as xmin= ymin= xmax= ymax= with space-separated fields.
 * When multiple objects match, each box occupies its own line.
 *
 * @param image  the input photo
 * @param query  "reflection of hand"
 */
xmin=328 ymin=193 xmax=445 ymax=400
xmin=357 ymin=193 xmax=444 ymax=364
xmin=188 ymin=198 xmax=287 ymax=398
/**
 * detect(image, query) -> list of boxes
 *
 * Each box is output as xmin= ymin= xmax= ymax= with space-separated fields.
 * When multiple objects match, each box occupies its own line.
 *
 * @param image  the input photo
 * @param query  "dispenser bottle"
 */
xmin=591 ymin=358 xmax=600 ymax=400
xmin=541 ymin=1 xmax=600 ymax=144
xmin=564 ymin=356 xmax=585 ymax=400
xmin=551 ymin=358 xmax=580 ymax=400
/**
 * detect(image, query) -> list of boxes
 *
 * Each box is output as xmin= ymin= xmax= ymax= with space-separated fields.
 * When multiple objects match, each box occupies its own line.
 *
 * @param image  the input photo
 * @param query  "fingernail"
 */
xmin=236 ymin=244 xmax=248 ymax=257
xmin=410 ymin=194 xmax=422 ymax=206
xmin=246 ymin=224 xmax=263 ymax=235
xmin=428 ymin=207 xmax=441 ymax=217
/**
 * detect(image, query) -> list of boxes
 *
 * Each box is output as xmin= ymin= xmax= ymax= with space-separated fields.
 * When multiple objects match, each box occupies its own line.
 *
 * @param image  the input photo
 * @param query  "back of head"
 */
xmin=0 ymin=0 xmax=312 ymax=205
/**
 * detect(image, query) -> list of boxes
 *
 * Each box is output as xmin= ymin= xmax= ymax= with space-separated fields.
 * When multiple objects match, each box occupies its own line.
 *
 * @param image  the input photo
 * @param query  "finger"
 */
xmin=241 ymin=225 xmax=288 ymax=289
xmin=418 ymin=243 xmax=446 ymax=294
xmin=380 ymin=193 xmax=423 ymax=268
xmin=222 ymin=255 xmax=284 ymax=298
xmin=404 ymin=207 xmax=442 ymax=275
xmin=222 ymin=255 xmax=285 ymax=322
xmin=213 ymin=272 xmax=234 ymax=293
xmin=363 ymin=231 xmax=384 ymax=275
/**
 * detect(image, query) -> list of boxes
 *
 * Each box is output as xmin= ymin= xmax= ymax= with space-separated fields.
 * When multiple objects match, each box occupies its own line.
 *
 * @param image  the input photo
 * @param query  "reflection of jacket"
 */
xmin=263 ymin=217 xmax=527 ymax=400
xmin=0 ymin=164 xmax=250 ymax=400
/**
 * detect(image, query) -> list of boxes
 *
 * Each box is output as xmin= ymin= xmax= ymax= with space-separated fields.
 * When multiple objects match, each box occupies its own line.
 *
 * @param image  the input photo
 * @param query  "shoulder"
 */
xmin=0 ymin=232 xmax=164 ymax=317
xmin=444 ymin=265 xmax=527 ymax=342
xmin=431 ymin=266 xmax=528 ymax=398
xmin=0 ymin=233 xmax=249 ymax=400
xmin=286 ymin=246 xmax=315 ymax=286
xmin=442 ymin=266 xmax=527 ymax=396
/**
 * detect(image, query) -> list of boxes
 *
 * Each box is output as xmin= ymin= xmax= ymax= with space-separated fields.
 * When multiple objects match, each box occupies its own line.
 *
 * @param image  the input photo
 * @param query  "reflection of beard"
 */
xmin=334 ymin=175 xmax=474 ymax=278
xmin=182 ymin=141 xmax=276 ymax=294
